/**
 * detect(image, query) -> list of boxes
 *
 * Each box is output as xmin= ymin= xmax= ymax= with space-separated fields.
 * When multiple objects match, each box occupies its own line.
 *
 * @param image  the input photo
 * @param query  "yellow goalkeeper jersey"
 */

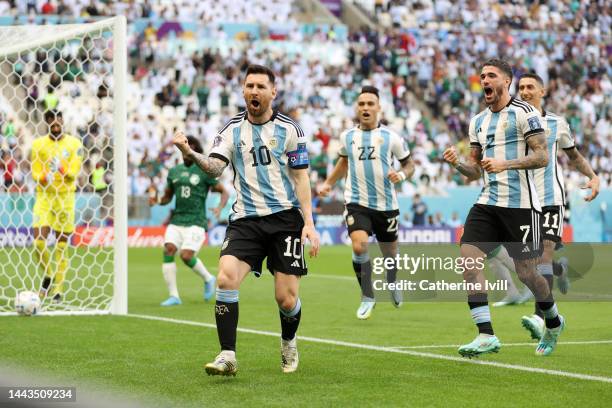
xmin=31 ymin=134 xmax=83 ymax=193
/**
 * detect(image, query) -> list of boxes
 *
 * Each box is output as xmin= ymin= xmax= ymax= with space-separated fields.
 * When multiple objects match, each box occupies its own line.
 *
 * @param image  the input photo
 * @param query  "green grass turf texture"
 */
xmin=1 ymin=245 xmax=612 ymax=407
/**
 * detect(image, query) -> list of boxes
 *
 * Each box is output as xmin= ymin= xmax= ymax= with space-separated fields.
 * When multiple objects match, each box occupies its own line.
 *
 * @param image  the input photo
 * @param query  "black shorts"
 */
xmin=541 ymin=205 xmax=564 ymax=244
xmin=344 ymin=203 xmax=400 ymax=243
xmin=220 ymin=208 xmax=306 ymax=276
xmin=461 ymin=204 xmax=542 ymax=260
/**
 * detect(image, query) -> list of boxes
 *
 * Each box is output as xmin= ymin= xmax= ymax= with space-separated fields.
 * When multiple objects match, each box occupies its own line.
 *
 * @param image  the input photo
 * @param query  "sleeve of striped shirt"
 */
xmin=338 ymin=130 xmax=348 ymax=157
xmin=390 ymin=131 xmax=410 ymax=161
xmin=519 ymin=109 xmax=545 ymax=139
xmin=209 ymin=130 xmax=234 ymax=164
xmin=285 ymin=121 xmax=309 ymax=169
xmin=468 ymin=117 xmax=480 ymax=147
xmin=558 ymin=118 xmax=575 ymax=149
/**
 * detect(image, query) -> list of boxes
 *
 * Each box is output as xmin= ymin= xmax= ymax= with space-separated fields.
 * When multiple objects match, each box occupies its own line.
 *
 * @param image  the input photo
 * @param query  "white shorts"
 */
xmin=164 ymin=224 xmax=206 ymax=252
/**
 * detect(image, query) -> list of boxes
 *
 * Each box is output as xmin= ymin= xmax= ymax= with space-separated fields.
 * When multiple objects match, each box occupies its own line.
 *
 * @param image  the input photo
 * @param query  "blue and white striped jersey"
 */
xmin=469 ymin=97 xmax=544 ymax=211
xmin=338 ymin=125 xmax=410 ymax=212
xmin=533 ymin=111 xmax=575 ymax=207
xmin=210 ymin=111 xmax=308 ymax=221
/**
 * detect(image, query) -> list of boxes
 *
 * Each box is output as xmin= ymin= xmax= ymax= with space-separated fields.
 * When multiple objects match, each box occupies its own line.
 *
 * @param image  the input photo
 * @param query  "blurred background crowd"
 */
xmin=0 ymin=0 xmax=609 ymax=228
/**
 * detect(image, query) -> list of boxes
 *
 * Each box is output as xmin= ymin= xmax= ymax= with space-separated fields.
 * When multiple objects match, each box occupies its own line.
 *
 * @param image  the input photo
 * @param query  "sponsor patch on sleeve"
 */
xmin=528 ymin=116 xmax=542 ymax=131
xmin=287 ymin=143 xmax=309 ymax=168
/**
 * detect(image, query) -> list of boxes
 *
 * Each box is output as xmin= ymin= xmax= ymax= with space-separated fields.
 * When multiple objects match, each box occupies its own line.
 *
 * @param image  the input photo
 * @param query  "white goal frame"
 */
xmin=0 ymin=17 xmax=127 ymax=316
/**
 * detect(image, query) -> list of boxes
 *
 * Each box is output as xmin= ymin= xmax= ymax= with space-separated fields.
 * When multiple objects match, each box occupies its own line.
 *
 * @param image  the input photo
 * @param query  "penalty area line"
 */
xmin=126 ymin=313 xmax=612 ymax=384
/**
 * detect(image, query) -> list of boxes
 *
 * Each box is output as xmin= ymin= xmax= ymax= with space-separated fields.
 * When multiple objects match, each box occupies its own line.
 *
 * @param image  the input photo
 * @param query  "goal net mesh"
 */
xmin=0 ymin=21 xmax=118 ymax=315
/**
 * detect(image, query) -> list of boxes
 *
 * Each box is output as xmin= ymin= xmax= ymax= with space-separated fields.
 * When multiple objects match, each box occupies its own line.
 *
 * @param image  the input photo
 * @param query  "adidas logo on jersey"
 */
xmin=522 ymin=245 xmax=530 ymax=253
xmin=291 ymin=260 xmax=300 ymax=267
xmin=546 ymin=229 xmax=555 ymax=235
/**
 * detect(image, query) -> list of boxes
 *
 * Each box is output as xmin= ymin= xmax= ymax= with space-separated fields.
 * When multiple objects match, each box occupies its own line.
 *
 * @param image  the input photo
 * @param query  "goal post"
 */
xmin=0 ymin=17 xmax=127 ymax=316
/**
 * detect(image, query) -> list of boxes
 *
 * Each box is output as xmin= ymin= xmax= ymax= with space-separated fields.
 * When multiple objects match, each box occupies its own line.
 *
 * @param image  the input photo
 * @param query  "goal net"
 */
xmin=0 ymin=17 xmax=127 ymax=315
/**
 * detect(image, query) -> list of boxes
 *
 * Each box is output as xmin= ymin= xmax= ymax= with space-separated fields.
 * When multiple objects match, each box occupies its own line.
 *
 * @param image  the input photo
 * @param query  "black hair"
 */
xmin=245 ymin=64 xmax=275 ymax=85
xmin=480 ymin=58 xmax=513 ymax=81
xmin=360 ymin=85 xmax=380 ymax=99
xmin=518 ymin=72 xmax=544 ymax=86
xmin=187 ymin=135 xmax=203 ymax=154
xmin=44 ymin=109 xmax=62 ymax=123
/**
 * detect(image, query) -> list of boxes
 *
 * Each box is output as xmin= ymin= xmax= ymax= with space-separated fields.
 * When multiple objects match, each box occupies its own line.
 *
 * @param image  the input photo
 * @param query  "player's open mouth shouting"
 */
xmin=483 ymin=86 xmax=494 ymax=101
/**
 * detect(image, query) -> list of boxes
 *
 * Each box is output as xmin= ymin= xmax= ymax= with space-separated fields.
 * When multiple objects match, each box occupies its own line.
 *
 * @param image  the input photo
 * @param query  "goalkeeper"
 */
xmin=31 ymin=110 xmax=83 ymax=303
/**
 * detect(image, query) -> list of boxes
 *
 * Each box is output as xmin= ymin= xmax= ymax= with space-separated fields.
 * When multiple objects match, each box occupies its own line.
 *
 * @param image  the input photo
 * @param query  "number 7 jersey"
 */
xmin=210 ymin=111 xmax=309 ymax=221
xmin=338 ymin=126 xmax=410 ymax=211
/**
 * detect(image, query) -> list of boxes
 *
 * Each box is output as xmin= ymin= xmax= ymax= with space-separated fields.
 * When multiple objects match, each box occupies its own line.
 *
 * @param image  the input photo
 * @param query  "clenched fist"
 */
xmin=480 ymin=158 xmax=507 ymax=173
xmin=173 ymin=131 xmax=191 ymax=155
xmin=318 ymin=182 xmax=333 ymax=198
xmin=387 ymin=170 xmax=406 ymax=184
xmin=442 ymin=146 xmax=459 ymax=166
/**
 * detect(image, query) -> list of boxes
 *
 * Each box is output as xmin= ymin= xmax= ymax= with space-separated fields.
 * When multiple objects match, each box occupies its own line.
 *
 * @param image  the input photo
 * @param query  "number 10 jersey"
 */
xmin=210 ymin=110 xmax=309 ymax=221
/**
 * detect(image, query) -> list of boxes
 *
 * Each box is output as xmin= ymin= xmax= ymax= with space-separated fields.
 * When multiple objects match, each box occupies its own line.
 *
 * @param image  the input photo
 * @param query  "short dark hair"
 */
xmin=44 ymin=109 xmax=62 ymax=123
xmin=187 ymin=135 xmax=203 ymax=154
xmin=245 ymin=64 xmax=275 ymax=85
xmin=518 ymin=72 xmax=544 ymax=86
xmin=480 ymin=58 xmax=513 ymax=81
xmin=360 ymin=85 xmax=379 ymax=99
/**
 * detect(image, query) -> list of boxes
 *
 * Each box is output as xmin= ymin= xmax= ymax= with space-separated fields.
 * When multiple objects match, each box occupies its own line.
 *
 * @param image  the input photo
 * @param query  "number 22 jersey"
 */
xmin=338 ymin=126 xmax=410 ymax=212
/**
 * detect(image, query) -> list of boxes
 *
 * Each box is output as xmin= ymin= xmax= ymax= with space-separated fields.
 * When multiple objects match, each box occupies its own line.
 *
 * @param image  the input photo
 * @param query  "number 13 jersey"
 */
xmin=167 ymin=163 xmax=219 ymax=229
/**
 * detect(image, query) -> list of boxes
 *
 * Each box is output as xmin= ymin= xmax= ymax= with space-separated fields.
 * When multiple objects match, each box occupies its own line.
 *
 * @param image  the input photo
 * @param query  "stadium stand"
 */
xmin=0 ymin=0 xmax=609 ymax=228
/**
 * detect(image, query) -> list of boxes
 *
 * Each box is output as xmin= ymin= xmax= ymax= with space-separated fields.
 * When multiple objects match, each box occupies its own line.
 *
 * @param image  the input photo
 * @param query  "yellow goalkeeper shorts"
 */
xmin=33 ymin=191 xmax=76 ymax=234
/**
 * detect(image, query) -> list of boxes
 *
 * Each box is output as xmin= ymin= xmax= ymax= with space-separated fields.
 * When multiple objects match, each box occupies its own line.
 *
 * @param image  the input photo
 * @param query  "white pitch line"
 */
xmin=390 ymin=340 xmax=612 ymax=349
xmin=126 ymin=313 xmax=612 ymax=384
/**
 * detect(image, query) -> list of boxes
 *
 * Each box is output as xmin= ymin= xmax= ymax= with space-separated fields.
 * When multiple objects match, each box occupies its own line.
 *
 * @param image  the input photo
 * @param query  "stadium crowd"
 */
xmin=0 ymin=0 xmax=610 ymax=227
xmin=358 ymin=0 xmax=610 ymax=34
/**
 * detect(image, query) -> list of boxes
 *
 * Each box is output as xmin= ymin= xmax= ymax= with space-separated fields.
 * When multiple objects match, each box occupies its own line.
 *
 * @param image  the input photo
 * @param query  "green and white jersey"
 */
xmin=167 ymin=163 xmax=218 ymax=229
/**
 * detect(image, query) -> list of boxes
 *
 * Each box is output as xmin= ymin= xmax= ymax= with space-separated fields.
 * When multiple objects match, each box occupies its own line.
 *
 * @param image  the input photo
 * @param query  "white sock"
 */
xmin=162 ymin=262 xmax=179 ymax=298
xmin=192 ymin=258 xmax=213 ymax=282
xmin=489 ymin=257 xmax=519 ymax=297
xmin=497 ymin=246 xmax=516 ymax=274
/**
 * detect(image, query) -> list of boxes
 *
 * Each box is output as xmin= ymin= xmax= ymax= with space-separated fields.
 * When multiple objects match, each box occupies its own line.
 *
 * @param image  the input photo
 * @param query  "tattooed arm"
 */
xmin=173 ymin=131 xmax=227 ymax=178
xmin=565 ymin=147 xmax=597 ymax=180
xmin=564 ymin=146 xmax=600 ymax=201
xmin=506 ymin=132 xmax=549 ymax=170
xmin=480 ymin=132 xmax=549 ymax=173
xmin=443 ymin=145 xmax=483 ymax=182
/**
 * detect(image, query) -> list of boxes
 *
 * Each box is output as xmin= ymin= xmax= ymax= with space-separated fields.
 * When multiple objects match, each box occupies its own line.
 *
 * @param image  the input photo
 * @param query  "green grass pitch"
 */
xmin=2 ymin=245 xmax=612 ymax=407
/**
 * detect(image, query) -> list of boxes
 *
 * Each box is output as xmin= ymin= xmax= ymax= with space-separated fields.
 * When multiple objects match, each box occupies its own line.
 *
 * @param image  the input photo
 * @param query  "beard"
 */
xmin=246 ymin=98 xmax=269 ymax=117
xmin=487 ymin=85 xmax=506 ymax=106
